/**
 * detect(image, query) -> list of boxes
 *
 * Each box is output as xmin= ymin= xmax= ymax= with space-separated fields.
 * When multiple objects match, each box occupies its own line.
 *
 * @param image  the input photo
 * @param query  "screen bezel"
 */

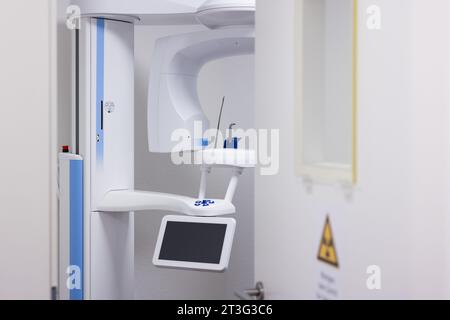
xmin=153 ymin=215 xmax=236 ymax=272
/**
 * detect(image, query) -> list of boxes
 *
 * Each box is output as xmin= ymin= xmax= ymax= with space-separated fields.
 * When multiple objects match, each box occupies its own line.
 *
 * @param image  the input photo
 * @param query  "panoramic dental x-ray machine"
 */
xmin=58 ymin=0 xmax=255 ymax=300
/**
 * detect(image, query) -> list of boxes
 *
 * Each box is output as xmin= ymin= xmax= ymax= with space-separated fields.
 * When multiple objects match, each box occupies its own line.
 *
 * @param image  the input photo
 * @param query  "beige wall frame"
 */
xmin=295 ymin=0 xmax=358 ymax=184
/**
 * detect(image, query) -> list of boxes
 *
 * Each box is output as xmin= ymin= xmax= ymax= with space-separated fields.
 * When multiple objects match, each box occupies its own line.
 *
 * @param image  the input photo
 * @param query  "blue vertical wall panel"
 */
xmin=69 ymin=160 xmax=84 ymax=300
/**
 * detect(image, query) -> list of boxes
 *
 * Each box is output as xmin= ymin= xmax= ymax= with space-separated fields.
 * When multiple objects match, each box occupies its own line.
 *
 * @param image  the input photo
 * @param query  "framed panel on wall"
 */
xmin=295 ymin=0 xmax=358 ymax=184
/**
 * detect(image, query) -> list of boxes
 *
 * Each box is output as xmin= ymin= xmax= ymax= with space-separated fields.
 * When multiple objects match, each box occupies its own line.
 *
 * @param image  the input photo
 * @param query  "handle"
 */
xmin=100 ymin=100 xmax=104 ymax=130
xmin=235 ymin=282 xmax=264 ymax=300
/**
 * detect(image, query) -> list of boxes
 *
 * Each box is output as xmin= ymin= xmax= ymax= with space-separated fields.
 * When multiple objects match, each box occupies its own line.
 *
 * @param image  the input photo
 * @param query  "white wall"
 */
xmin=134 ymin=25 xmax=255 ymax=299
xmin=255 ymin=0 xmax=450 ymax=299
xmin=0 ymin=0 xmax=58 ymax=299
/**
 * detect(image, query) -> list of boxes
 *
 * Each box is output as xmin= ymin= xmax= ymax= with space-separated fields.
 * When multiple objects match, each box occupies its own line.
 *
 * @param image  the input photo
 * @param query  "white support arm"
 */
xmin=198 ymin=166 xmax=211 ymax=199
xmin=96 ymin=190 xmax=235 ymax=217
xmin=148 ymin=28 xmax=254 ymax=152
xmin=225 ymin=167 xmax=243 ymax=202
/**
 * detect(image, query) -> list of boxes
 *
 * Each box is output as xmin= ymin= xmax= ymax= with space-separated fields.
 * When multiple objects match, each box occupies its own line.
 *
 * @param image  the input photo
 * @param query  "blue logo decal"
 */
xmin=195 ymin=200 xmax=215 ymax=207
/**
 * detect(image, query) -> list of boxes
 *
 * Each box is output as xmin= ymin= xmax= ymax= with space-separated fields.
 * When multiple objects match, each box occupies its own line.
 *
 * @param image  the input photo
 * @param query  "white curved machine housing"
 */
xmin=72 ymin=0 xmax=254 ymax=26
xmin=148 ymin=28 xmax=254 ymax=152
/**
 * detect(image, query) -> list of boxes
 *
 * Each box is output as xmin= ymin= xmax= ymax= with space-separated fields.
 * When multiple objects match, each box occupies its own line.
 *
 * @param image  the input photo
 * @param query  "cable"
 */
xmin=214 ymin=96 xmax=226 ymax=149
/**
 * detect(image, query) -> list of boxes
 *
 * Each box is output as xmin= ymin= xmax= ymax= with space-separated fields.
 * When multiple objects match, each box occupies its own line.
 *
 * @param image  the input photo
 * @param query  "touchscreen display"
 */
xmin=158 ymin=222 xmax=227 ymax=264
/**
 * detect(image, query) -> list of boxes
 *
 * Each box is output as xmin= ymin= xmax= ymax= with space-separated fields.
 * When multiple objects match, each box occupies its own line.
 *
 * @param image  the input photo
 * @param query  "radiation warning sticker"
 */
xmin=317 ymin=215 xmax=339 ymax=268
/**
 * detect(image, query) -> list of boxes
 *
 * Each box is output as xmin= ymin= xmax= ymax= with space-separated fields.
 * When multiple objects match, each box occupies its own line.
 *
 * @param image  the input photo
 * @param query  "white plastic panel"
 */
xmin=90 ymin=212 xmax=134 ymax=299
xmin=78 ymin=17 xmax=135 ymax=300
xmin=148 ymin=28 xmax=255 ymax=152
xmin=89 ymin=18 xmax=135 ymax=300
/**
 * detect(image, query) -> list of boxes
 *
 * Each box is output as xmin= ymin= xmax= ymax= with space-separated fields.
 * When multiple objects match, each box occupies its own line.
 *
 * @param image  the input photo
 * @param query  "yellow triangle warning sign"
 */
xmin=317 ymin=215 xmax=339 ymax=268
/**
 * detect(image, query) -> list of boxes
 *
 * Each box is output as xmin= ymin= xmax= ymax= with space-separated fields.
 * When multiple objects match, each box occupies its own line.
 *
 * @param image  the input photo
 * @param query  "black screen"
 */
xmin=158 ymin=222 xmax=227 ymax=264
